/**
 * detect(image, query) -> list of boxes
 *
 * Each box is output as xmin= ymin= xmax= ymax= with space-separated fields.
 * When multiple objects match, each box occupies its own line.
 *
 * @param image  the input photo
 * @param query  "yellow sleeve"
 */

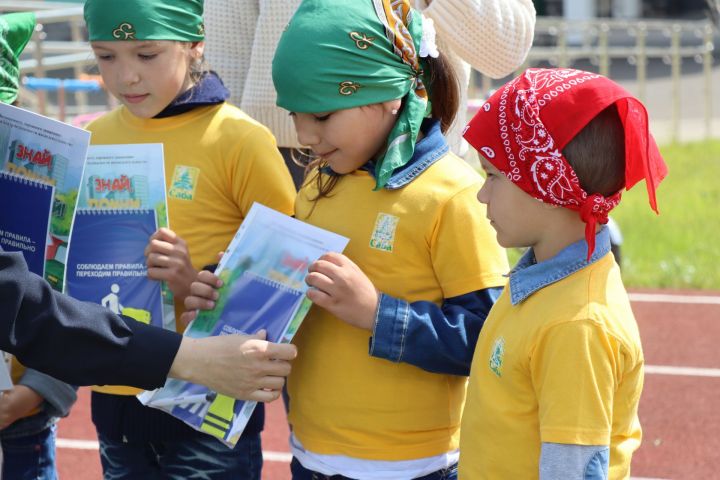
xmin=430 ymin=182 xmax=508 ymax=298
xmin=531 ymin=320 xmax=622 ymax=446
xmin=230 ymin=125 xmax=296 ymax=217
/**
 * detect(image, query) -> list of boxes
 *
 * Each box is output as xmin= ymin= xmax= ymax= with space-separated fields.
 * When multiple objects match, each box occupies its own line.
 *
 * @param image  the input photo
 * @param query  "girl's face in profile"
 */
xmin=290 ymin=99 xmax=401 ymax=174
xmin=91 ymin=40 xmax=203 ymax=118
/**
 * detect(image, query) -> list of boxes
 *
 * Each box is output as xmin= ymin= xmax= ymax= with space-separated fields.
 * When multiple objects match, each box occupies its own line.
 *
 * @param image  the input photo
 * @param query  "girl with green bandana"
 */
xmin=273 ymin=1 xmax=508 ymax=478
xmin=187 ymin=0 xmax=508 ymax=478
xmin=82 ymin=0 xmax=295 ymax=478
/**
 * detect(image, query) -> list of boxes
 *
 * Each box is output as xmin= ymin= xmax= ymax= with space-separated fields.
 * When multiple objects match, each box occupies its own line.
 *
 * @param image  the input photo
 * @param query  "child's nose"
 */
xmin=119 ymin=67 xmax=140 ymax=86
xmin=477 ymin=184 xmax=489 ymax=204
xmin=294 ymin=119 xmax=320 ymax=147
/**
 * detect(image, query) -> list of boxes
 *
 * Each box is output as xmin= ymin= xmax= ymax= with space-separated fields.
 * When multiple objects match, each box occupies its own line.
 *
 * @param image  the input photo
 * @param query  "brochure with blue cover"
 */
xmin=0 ymin=102 xmax=89 ymax=290
xmin=0 ymin=172 xmax=54 ymax=276
xmin=64 ymin=144 xmax=174 ymax=330
xmin=138 ymin=203 xmax=349 ymax=446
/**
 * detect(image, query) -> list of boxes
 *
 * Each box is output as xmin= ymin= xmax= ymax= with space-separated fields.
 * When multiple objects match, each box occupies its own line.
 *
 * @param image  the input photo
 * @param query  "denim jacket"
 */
xmin=365 ymin=119 xmax=503 ymax=377
xmin=508 ymin=226 xmax=611 ymax=305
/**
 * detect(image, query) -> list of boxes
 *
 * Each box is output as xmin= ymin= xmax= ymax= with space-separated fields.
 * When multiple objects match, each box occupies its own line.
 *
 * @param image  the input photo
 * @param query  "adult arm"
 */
xmin=424 ymin=0 xmax=536 ymax=77
xmin=1 ymin=252 xmax=296 ymax=401
xmin=1 ymin=251 xmax=180 ymax=389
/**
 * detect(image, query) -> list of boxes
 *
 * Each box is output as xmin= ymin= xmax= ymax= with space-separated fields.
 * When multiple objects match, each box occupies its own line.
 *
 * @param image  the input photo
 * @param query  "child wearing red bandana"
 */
xmin=458 ymin=68 xmax=668 ymax=480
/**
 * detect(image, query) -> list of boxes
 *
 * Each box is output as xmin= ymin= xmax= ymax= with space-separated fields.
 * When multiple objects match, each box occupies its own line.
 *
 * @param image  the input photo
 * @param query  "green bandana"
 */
xmin=84 ymin=0 xmax=205 ymax=42
xmin=0 ymin=12 xmax=35 ymax=104
xmin=272 ymin=0 xmax=431 ymax=189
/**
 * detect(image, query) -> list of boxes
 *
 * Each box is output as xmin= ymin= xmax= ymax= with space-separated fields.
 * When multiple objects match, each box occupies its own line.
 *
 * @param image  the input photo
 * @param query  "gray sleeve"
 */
xmin=18 ymin=368 xmax=77 ymax=418
xmin=540 ymin=442 xmax=609 ymax=480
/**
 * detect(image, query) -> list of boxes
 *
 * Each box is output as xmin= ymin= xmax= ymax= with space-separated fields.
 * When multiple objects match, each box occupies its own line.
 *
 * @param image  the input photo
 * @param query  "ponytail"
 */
xmin=424 ymin=51 xmax=460 ymax=134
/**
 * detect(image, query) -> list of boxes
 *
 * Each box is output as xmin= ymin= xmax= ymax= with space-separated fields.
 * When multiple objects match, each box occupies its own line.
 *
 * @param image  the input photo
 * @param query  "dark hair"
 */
xmin=562 ymin=104 xmax=626 ymax=197
xmin=298 ymin=50 xmax=461 ymax=207
xmin=424 ymin=51 xmax=460 ymax=134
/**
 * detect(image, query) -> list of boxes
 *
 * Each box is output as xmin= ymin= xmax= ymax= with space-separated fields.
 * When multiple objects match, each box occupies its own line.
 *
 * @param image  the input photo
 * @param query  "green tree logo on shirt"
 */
xmin=489 ymin=337 xmax=505 ymax=377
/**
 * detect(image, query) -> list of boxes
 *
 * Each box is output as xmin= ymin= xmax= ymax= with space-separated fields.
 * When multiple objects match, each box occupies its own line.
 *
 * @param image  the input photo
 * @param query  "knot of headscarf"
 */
xmin=272 ymin=0 xmax=432 ymax=189
xmin=463 ymin=68 xmax=668 ymax=261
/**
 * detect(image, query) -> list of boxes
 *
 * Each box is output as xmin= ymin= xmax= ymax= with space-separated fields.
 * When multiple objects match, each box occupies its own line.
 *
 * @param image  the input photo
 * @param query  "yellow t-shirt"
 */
xmin=459 ymin=253 xmax=643 ymax=479
xmin=289 ymin=153 xmax=508 ymax=461
xmin=87 ymin=104 xmax=295 ymax=396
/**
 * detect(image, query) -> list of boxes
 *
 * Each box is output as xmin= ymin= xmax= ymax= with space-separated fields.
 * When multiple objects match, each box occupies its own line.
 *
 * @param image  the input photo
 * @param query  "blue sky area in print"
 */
xmin=0 ymin=102 xmax=89 ymax=197
xmin=77 ymin=143 xmax=166 ymax=210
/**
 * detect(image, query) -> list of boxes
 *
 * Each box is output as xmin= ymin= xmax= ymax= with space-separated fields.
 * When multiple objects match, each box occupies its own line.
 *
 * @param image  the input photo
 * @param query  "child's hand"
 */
xmin=305 ymin=252 xmax=379 ymax=330
xmin=0 ymin=385 xmax=43 ymax=430
xmin=180 ymin=270 xmax=224 ymax=327
xmin=145 ymin=228 xmax=197 ymax=303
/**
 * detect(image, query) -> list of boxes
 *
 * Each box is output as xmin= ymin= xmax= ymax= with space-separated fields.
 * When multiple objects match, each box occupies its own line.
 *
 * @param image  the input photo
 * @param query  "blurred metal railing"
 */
xmin=2 ymin=3 xmax=718 ymax=141
xmin=1 ymin=2 xmax=95 ymax=116
xmin=472 ymin=17 xmax=718 ymax=142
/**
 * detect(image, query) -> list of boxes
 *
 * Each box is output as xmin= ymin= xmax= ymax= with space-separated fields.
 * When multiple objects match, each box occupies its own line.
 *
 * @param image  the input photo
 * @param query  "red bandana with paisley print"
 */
xmin=463 ymin=68 xmax=668 ymax=260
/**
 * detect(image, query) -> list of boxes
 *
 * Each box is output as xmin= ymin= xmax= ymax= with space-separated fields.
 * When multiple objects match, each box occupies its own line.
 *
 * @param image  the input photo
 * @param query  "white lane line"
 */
xmin=55 ymin=438 xmax=294 ymax=463
xmin=56 ymin=438 xmax=99 ymax=450
xmin=263 ymin=451 xmax=292 ymax=462
xmin=645 ymin=365 xmax=720 ymax=377
xmin=629 ymin=293 xmax=720 ymax=305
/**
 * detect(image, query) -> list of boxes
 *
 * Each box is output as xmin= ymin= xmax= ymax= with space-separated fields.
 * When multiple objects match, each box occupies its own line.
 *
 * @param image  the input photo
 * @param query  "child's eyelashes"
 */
xmin=287 ymin=112 xmax=331 ymax=122
xmin=93 ymin=53 xmax=158 ymax=61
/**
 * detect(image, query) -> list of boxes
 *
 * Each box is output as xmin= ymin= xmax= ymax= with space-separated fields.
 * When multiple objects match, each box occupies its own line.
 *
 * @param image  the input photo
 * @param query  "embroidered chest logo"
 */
xmin=369 ymin=213 xmax=399 ymax=252
xmin=168 ymin=165 xmax=200 ymax=201
xmin=489 ymin=337 xmax=505 ymax=378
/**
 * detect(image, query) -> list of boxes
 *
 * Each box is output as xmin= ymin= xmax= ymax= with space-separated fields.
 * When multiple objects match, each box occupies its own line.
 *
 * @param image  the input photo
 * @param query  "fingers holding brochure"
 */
xmin=168 ymin=331 xmax=297 ymax=403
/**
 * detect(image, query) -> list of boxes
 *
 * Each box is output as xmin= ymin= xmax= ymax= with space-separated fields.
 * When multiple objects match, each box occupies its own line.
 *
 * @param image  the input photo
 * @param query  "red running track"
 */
xmin=56 ymin=289 xmax=720 ymax=479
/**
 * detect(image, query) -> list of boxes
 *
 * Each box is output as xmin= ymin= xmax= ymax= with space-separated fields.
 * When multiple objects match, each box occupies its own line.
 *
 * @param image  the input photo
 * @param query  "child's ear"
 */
xmin=189 ymin=41 xmax=205 ymax=59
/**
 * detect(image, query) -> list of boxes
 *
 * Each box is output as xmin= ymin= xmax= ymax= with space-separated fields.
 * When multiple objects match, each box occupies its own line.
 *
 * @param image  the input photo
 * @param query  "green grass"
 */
xmin=481 ymin=139 xmax=720 ymax=290
xmin=611 ymin=140 xmax=720 ymax=290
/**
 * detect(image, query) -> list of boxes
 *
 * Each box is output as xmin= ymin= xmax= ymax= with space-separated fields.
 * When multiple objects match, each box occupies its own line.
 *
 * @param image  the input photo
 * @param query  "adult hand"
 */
xmin=305 ymin=252 xmax=380 ymax=330
xmin=169 ymin=331 xmax=297 ymax=403
xmin=145 ymin=228 xmax=198 ymax=303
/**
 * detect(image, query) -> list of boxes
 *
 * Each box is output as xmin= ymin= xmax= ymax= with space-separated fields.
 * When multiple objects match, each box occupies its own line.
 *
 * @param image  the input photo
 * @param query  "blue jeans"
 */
xmin=1 ymin=424 xmax=57 ymax=480
xmin=290 ymin=458 xmax=458 ymax=480
xmin=98 ymin=432 xmax=262 ymax=480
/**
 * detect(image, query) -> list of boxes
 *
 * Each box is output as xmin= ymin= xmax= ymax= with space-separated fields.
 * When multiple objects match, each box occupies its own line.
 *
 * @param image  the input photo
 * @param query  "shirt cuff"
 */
xmin=115 ymin=318 xmax=183 ymax=390
xmin=368 ymin=293 xmax=410 ymax=362
xmin=19 ymin=369 xmax=77 ymax=417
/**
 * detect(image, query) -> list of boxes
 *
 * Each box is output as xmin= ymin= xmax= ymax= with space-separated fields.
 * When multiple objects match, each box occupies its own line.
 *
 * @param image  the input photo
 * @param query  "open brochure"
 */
xmin=138 ymin=203 xmax=349 ymax=447
xmin=64 ymin=144 xmax=174 ymax=331
xmin=0 ymin=102 xmax=89 ymax=290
